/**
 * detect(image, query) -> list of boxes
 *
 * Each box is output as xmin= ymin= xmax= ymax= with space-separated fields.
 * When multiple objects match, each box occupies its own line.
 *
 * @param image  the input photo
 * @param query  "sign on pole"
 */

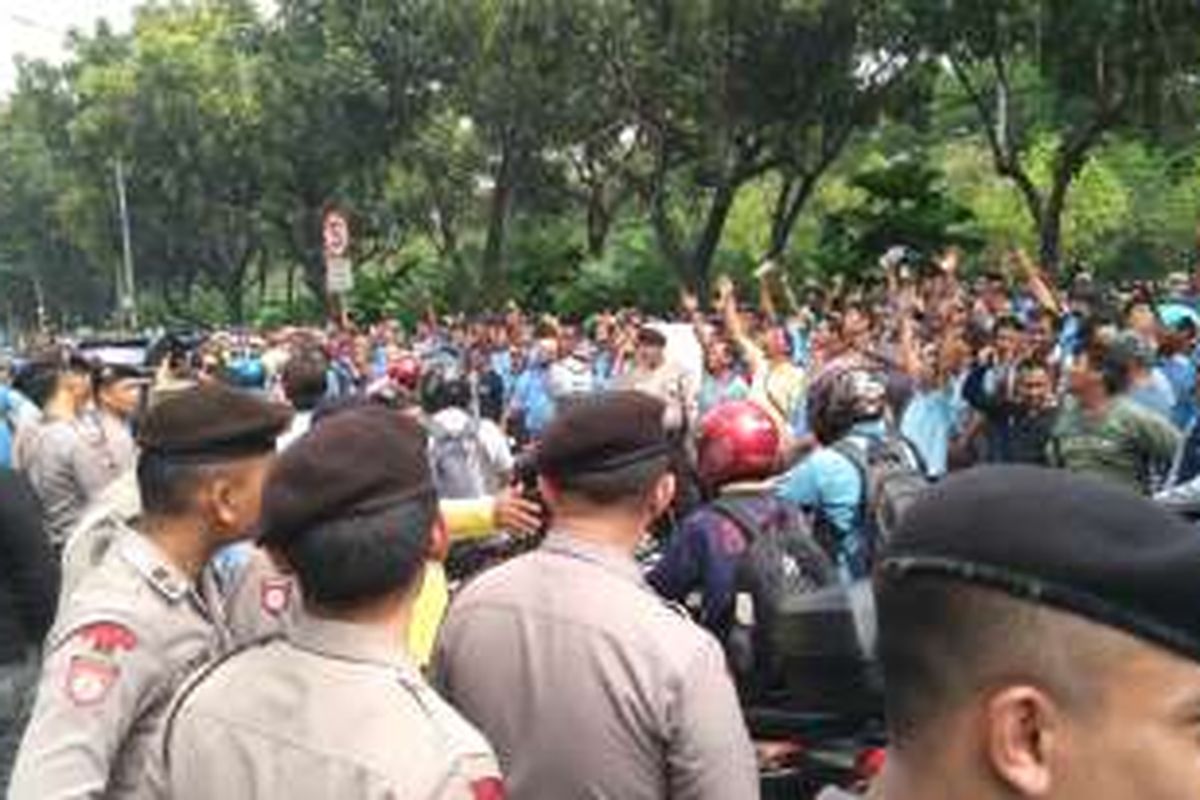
xmin=322 ymin=210 xmax=353 ymax=295
xmin=326 ymin=256 xmax=354 ymax=294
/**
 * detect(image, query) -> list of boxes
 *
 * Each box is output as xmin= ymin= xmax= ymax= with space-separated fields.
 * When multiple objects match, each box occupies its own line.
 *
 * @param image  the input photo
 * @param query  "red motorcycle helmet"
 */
xmin=388 ymin=353 xmax=422 ymax=391
xmin=697 ymin=400 xmax=781 ymax=488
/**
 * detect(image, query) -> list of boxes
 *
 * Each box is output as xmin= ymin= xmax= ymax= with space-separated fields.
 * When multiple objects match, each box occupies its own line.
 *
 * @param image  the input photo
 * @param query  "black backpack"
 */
xmin=830 ymin=434 xmax=930 ymax=570
xmin=709 ymin=496 xmax=837 ymax=706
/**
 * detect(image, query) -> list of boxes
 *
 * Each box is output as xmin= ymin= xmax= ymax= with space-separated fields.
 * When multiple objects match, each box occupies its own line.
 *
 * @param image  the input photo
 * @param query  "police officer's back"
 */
xmin=9 ymin=385 xmax=290 ymax=799
xmin=434 ymin=391 xmax=758 ymax=800
xmin=164 ymin=405 xmax=503 ymax=800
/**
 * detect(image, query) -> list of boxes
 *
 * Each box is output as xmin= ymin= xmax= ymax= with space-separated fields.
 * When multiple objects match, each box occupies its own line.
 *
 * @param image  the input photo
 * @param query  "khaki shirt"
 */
xmin=164 ymin=612 xmax=503 ymax=800
xmin=9 ymin=526 xmax=230 ymax=800
xmin=433 ymin=532 xmax=759 ymax=800
xmin=615 ymin=364 xmax=698 ymax=433
xmin=61 ymin=471 xmax=141 ymax=605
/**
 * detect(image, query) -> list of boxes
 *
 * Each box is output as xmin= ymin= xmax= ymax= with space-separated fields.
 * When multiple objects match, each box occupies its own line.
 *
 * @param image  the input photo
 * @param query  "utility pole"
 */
xmin=114 ymin=158 xmax=138 ymax=331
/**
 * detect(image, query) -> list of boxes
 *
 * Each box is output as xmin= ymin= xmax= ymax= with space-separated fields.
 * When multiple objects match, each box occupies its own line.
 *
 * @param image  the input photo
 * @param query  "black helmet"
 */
xmin=807 ymin=361 xmax=887 ymax=445
xmin=420 ymin=361 xmax=472 ymax=414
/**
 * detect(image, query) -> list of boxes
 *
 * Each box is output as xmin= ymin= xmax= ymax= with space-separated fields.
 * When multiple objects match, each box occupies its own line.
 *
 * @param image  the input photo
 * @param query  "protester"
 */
xmin=1049 ymin=327 xmax=1181 ymax=492
xmin=434 ymin=392 xmax=758 ymax=800
xmin=164 ymin=405 xmax=504 ymax=800
xmin=0 ymin=359 xmax=39 ymax=470
xmin=9 ymin=384 xmax=291 ymax=799
xmin=614 ymin=325 xmax=698 ymax=435
xmin=277 ymin=348 xmax=328 ymax=450
xmin=776 ymin=364 xmax=924 ymax=581
xmin=870 ymin=466 xmax=1200 ymax=800
xmin=423 ymin=362 xmax=513 ymax=498
xmin=964 ymin=357 xmax=1058 ymax=465
xmin=507 ymin=323 xmax=559 ymax=444
xmin=649 ymin=400 xmax=833 ymax=707
xmin=0 ymin=469 xmax=58 ymax=793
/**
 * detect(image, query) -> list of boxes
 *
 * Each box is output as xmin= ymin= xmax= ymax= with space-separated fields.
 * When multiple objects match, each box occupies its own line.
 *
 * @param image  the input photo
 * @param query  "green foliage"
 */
xmin=0 ymin=0 xmax=1198 ymax=337
xmin=812 ymin=156 xmax=979 ymax=276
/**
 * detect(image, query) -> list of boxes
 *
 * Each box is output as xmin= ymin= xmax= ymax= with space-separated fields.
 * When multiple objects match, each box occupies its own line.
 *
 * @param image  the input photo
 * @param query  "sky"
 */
xmin=1 ymin=0 xmax=275 ymax=97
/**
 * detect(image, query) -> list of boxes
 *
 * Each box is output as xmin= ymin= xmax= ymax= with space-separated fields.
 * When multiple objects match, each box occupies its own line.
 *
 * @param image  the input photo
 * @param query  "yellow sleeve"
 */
xmin=439 ymin=497 xmax=499 ymax=541
xmin=409 ymin=562 xmax=449 ymax=667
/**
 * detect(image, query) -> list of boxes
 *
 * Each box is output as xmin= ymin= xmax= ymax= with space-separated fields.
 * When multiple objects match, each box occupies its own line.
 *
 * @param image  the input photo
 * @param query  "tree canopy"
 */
xmin=1 ymin=0 xmax=1198 ymax=332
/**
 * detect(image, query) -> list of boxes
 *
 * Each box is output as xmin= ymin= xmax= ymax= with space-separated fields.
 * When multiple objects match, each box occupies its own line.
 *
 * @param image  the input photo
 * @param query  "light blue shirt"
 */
xmin=511 ymin=365 xmax=556 ymax=437
xmin=1129 ymin=369 xmax=1177 ymax=425
xmin=0 ymin=386 xmax=34 ymax=469
xmin=775 ymin=420 xmax=885 ymax=579
xmin=900 ymin=375 xmax=968 ymax=478
xmin=698 ymin=372 xmax=749 ymax=415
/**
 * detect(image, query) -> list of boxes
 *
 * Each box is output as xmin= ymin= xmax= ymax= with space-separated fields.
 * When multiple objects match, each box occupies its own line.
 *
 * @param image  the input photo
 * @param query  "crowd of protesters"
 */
xmin=3 ymin=246 xmax=1200 ymax=799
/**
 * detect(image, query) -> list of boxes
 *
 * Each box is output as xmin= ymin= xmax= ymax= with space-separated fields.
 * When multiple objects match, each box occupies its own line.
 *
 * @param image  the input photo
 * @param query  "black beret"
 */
xmin=536 ymin=391 xmax=669 ymax=478
xmin=881 ymin=465 xmax=1200 ymax=664
xmin=138 ymin=384 xmax=292 ymax=459
xmin=94 ymin=363 xmax=150 ymax=388
xmin=259 ymin=405 xmax=433 ymax=545
xmin=636 ymin=326 xmax=667 ymax=348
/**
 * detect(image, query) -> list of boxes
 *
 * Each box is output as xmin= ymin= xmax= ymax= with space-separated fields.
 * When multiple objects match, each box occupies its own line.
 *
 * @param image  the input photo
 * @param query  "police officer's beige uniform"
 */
xmin=164 ymin=611 xmax=502 ymax=800
xmin=433 ymin=531 xmax=759 ymax=800
xmin=8 ymin=523 xmax=231 ymax=799
xmin=60 ymin=469 xmax=140 ymax=605
xmin=10 ymin=383 xmax=292 ymax=800
xmin=163 ymin=403 xmax=504 ymax=799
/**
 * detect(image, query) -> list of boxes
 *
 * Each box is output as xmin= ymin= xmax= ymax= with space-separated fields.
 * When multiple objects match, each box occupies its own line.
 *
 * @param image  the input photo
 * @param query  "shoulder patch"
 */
xmin=76 ymin=621 xmax=139 ymax=654
xmin=260 ymin=577 xmax=294 ymax=617
xmin=65 ymin=654 xmax=120 ymax=705
xmin=470 ymin=778 xmax=506 ymax=800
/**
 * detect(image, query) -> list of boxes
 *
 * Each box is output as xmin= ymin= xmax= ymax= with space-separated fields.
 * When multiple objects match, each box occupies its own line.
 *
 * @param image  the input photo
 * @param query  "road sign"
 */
xmin=326 ymin=256 xmax=354 ymax=294
xmin=322 ymin=210 xmax=350 ymax=258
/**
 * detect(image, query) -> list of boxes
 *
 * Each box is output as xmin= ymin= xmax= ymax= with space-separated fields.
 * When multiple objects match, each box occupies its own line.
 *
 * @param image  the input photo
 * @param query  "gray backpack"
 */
xmin=428 ymin=417 xmax=488 ymax=499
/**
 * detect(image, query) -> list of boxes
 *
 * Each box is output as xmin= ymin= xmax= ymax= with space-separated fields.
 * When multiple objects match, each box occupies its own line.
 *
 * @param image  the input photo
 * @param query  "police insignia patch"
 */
xmin=77 ymin=621 xmax=138 ymax=654
xmin=66 ymin=655 xmax=119 ymax=705
xmin=260 ymin=578 xmax=293 ymax=616
xmin=470 ymin=778 xmax=506 ymax=800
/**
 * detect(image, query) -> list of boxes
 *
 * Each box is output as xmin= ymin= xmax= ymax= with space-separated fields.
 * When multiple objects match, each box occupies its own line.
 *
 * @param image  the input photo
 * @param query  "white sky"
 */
xmin=1 ymin=0 xmax=276 ymax=97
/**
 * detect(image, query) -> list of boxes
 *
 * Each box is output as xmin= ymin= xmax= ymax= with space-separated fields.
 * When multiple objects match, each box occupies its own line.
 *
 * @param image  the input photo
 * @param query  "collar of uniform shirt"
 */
xmin=290 ymin=608 xmax=421 ymax=677
xmin=540 ymin=532 xmax=646 ymax=586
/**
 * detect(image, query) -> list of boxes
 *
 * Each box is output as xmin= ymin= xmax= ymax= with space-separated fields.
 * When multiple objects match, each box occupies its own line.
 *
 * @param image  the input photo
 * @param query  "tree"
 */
xmin=916 ymin=0 xmax=1200 ymax=272
xmin=258 ymin=0 xmax=446 ymax=306
xmin=0 ymin=59 xmax=108 ymax=331
xmin=814 ymin=155 xmax=979 ymax=277
xmin=608 ymin=0 xmax=917 ymax=297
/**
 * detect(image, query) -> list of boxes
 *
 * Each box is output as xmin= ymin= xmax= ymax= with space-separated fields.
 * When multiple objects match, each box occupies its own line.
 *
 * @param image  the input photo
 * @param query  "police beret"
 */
xmin=93 ymin=363 xmax=150 ymax=387
xmin=259 ymin=405 xmax=433 ymax=545
xmin=880 ymin=465 xmax=1200 ymax=664
xmin=137 ymin=384 xmax=292 ymax=459
xmin=536 ymin=391 xmax=669 ymax=478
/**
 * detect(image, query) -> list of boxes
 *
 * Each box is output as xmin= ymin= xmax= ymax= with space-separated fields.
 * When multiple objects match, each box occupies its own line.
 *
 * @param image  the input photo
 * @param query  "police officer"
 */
xmin=870 ymin=466 xmax=1200 ymax=800
xmin=9 ymin=384 xmax=291 ymax=799
xmin=434 ymin=391 xmax=758 ymax=800
xmin=163 ymin=404 xmax=503 ymax=800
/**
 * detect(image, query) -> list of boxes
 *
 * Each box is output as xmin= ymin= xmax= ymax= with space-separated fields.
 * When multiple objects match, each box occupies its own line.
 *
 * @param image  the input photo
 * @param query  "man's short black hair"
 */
xmin=14 ymin=353 xmax=90 ymax=410
xmin=993 ymin=315 xmax=1024 ymax=335
xmin=876 ymin=576 xmax=1104 ymax=750
xmin=282 ymin=351 xmax=328 ymax=412
xmin=553 ymin=456 xmax=670 ymax=506
xmin=274 ymin=496 xmax=435 ymax=610
xmin=138 ymin=451 xmax=214 ymax=516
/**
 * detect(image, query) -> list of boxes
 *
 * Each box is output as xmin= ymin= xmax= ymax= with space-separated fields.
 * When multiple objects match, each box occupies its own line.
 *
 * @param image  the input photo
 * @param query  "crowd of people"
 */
xmin=3 ymin=246 xmax=1200 ymax=799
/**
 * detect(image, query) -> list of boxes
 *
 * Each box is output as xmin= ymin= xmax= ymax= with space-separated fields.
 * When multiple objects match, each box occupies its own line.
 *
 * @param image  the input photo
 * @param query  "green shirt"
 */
xmin=1050 ymin=397 xmax=1182 ymax=493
